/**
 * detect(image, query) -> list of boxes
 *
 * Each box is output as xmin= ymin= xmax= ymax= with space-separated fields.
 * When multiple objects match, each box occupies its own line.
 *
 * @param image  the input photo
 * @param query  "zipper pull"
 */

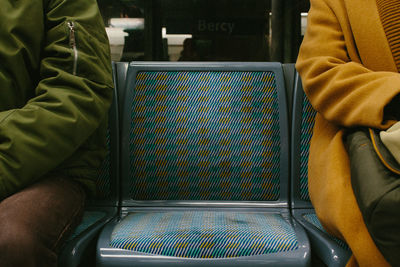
xmin=67 ymin=21 xmax=76 ymax=48
xmin=67 ymin=21 xmax=78 ymax=76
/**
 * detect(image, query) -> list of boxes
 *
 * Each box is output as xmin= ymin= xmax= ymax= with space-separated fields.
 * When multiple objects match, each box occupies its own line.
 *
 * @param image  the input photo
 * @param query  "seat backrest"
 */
xmin=87 ymin=62 xmax=120 ymax=207
xmin=291 ymin=71 xmax=317 ymax=209
xmin=121 ymin=62 xmax=290 ymax=207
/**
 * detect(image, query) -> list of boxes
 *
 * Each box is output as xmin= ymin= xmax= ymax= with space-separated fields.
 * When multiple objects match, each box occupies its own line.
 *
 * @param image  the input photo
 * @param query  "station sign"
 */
xmin=166 ymin=18 xmax=266 ymax=36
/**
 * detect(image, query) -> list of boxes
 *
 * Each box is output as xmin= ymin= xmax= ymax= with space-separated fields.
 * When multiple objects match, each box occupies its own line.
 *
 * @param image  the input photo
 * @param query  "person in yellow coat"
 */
xmin=296 ymin=0 xmax=400 ymax=266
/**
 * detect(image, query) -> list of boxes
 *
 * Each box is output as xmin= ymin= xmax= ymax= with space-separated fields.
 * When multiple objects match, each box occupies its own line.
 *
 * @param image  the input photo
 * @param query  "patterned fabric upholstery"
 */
xmin=303 ymin=213 xmax=349 ymax=250
xmin=129 ymin=71 xmax=281 ymax=201
xmin=110 ymin=211 xmax=298 ymax=258
xmin=95 ymin=128 xmax=111 ymax=198
xmin=299 ymin=94 xmax=316 ymax=201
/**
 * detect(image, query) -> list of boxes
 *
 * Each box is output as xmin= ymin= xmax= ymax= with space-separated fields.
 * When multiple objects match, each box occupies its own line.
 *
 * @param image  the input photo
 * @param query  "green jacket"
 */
xmin=0 ymin=0 xmax=113 ymax=199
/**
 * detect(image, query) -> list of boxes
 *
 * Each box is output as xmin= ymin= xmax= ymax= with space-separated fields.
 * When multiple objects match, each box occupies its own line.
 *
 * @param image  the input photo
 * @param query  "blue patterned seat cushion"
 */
xmin=129 ymin=71 xmax=281 ymax=201
xmin=95 ymin=128 xmax=111 ymax=199
xmin=299 ymin=95 xmax=316 ymax=201
xmin=303 ymin=213 xmax=349 ymax=250
xmin=110 ymin=211 xmax=298 ymax=258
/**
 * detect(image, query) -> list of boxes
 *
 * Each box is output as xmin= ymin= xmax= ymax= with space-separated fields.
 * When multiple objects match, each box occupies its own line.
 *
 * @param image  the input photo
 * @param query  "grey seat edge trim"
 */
xmin=293 ymin=209 xmax=351 ymax=267
xmin=59 ymin=211 xmax=117 ymax=267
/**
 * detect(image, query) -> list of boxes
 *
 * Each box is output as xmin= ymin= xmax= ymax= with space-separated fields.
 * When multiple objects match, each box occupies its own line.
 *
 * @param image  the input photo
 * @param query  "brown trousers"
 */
xmin=0 ymin=176 xmax=86 ymax=267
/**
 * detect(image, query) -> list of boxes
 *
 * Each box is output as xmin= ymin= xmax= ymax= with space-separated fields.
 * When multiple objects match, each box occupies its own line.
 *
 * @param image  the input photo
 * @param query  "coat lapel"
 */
xmin=344 ymin=0 xmax=397 ymax=72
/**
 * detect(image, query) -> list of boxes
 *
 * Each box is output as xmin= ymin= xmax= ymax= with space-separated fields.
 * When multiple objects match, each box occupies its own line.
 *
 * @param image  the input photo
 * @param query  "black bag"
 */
xmin=347 ymin=128 xmax=400 ymax=265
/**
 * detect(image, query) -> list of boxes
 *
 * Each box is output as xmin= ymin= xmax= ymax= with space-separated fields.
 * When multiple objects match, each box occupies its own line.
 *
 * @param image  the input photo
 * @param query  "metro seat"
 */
xmin=97 ymin=62 xmax=310 ymax=266
xmin=290 ymin=71 xmax=351 ymax=266
xmin=59 ymin=62 xmax=121 ymax=267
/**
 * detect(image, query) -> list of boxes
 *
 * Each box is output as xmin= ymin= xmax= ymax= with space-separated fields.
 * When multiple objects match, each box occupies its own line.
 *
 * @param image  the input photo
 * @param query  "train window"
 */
xmin=97 ymin=0 xmax=310 ymax=63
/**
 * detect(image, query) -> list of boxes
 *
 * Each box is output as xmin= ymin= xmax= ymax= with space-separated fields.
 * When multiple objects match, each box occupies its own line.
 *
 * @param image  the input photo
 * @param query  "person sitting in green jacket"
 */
xmin=0 ymin=0 xmax=113 ymax=266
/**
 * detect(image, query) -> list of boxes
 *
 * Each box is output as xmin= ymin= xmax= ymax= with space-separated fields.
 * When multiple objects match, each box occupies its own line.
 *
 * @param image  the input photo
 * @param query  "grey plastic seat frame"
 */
xmin=290 ymin=71 xmax=351 ymax=266
xmin=97 ymin=62 xmax=310 ymax=266
xmin=114 ymin=62 xmax=129 ymax=114
xmin=59 ymin=62 xmax=121 ymax=267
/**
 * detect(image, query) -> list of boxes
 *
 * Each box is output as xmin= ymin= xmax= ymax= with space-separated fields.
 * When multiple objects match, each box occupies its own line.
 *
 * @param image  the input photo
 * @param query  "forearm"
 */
xmin=296 ymin=0 xmax=400 ymax=129
xmin=0 ymin=0 xmax=113 ymax=199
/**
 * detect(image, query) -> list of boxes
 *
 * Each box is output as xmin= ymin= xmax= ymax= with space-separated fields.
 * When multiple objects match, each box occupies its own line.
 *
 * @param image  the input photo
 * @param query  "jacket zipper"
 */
xmin=67 ymin=21 xmax=78 ymax=75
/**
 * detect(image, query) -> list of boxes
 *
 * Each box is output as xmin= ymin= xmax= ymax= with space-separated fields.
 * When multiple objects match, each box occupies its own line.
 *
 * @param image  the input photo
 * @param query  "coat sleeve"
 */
xmin=296 ymin=0 xmax=400 ymax=129
xmin=0 ymin=0 xmax=113 ymax=199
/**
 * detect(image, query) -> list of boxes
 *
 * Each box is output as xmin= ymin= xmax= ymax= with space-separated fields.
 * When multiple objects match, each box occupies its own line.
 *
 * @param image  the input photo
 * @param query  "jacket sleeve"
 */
xmin=296 ymin=0 xmax=400 ymax=129
xmin=0 ymin=0 xmax=113 ymax=199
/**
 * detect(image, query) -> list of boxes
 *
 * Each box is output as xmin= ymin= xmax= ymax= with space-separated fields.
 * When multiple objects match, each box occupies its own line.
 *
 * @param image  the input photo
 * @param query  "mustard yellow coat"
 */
xmin=296 ymin=0 xmax=400 ymax=266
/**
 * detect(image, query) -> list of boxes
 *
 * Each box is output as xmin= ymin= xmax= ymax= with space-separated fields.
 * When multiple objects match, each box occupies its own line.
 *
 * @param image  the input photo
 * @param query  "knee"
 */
xmin=0 ymin=218 xmax=55 ymax=266
xmin=0 ymin=219 xmax=35 ymax=261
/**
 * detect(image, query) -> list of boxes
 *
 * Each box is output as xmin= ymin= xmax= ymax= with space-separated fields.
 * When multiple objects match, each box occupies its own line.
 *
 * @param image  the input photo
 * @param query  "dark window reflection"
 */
xmin=98 ymin=0 xmax=309 ymax=62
